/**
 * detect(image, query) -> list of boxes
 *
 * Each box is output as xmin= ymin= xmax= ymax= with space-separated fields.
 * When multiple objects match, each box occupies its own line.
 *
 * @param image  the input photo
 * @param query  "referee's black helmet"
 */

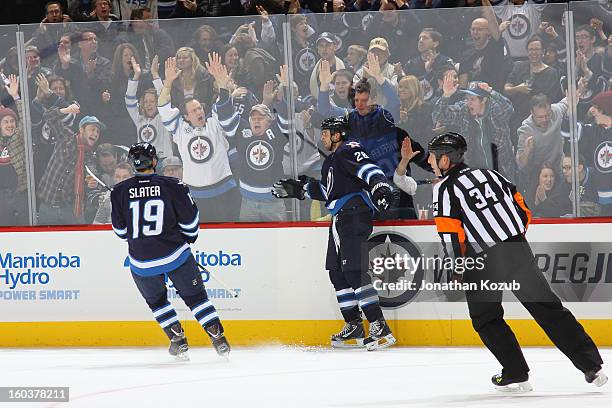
xmin=128 ymin=142 xmax=157 ymax=171
xmin=428 ymin=132 xmax=467 ymax=163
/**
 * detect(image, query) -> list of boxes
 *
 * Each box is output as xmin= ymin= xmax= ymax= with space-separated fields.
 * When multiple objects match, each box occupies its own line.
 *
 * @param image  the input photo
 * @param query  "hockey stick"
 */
xmin=195 ymin=261 xmax=239 ymax=298
xmin=85 ymin=165 xmax=112 ymax=192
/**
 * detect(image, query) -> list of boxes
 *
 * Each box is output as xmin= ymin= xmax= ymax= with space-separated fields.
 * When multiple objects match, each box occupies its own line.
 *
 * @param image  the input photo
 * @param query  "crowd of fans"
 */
xmin=0 ymin=0 xmax=610 ymax=225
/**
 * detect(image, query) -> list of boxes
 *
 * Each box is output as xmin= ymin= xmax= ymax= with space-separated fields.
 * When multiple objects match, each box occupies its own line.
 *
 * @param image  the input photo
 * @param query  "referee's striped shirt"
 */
xmin=432 ymin=163 xmax=532 ymax=258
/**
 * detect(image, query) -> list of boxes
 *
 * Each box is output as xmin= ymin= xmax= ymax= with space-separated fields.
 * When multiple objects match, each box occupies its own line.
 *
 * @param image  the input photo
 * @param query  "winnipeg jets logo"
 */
xmin=246 ymin=139 xmax=274 ymax=171
xmin=508 ymin=14 xmax=530 ymax=40
xmin=189 ymin=136 xmax=213 ymax=163
xmin=296 ymin=48 xmax=317 ymax=74
xmin=0 ymin=146 xmax=10 ymax=164
xmin=594 ymin=142 xmax=612 ymax=173
xmin=139 ymin=125 xmax=157 ymax=143
xmin=346 ymin=141 xmax=361 ymax=149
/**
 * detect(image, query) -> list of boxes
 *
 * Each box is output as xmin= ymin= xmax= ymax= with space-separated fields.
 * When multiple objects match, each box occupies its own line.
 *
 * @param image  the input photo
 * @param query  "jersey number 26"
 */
xmin=129 ymin=199 xmax=164 ymax=239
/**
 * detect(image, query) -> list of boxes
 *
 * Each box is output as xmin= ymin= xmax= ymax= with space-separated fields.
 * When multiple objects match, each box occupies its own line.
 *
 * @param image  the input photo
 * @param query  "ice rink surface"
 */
xmin=1 ymin=346 xmax=610 ymax=407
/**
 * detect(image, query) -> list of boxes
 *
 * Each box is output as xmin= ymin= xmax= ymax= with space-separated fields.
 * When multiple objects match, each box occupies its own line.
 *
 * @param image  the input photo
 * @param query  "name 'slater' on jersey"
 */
xmin=432 ymin=163 xmax=532 ymax=259
xmin=111 ymin=174 xmax=200 ymax=276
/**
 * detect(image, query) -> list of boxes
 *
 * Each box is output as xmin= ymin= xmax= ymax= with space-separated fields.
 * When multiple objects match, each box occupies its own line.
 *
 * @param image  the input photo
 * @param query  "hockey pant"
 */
xmin=326 ymin=202 xmax=383 ymax=323
xmin=464 ymin=234 xmax=603 ymax=377
xmin=131 ymin=255 xmax=223 ymax=338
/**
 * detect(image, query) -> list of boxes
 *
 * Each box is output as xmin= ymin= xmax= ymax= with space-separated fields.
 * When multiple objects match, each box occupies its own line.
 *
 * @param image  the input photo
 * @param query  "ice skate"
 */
xmin=331 ymin=319 xmax=365 ymax=348
xmin=363 ymin=318 xmax=396 ymax=351
xmin=205 ymin=321 xmax=231 ymax=358
xmin=585 ymin=368 xmax=608 ymax=387
xmin=491 ymin=373 xmax=533 ymax=393
xmin=166 ymin=323 xmax=189 ymax=361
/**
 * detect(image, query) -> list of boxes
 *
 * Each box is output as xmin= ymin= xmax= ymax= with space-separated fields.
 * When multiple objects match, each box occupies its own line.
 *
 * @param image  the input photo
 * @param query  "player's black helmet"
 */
xmin=128 ymin=142 xmax=157 ymax=171
xmin=321 ymin=116 xmax=348 ymax=140
xmin=428 ymin=132 xmax=467 ymax=163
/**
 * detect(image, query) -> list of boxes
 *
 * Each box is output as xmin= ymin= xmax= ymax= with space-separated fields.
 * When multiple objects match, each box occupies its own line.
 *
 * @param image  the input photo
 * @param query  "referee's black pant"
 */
xmin=464 ymin=234 xmax=603 ymax=377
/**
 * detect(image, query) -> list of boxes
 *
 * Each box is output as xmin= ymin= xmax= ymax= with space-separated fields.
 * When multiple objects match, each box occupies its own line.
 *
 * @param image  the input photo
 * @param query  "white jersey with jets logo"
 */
xmin=158 ymin=89 xmax=239 ymax=188
xmin=125 ymin=78 xmax=174 ymax=159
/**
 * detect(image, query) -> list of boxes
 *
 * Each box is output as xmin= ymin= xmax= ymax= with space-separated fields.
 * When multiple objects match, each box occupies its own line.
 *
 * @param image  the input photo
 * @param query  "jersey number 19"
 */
xmin=129 ymin=199 xmax=165 ymax=239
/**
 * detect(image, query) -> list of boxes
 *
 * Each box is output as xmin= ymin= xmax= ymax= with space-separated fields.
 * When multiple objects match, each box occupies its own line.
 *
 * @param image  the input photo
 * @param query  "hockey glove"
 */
xmin=272 ymin=178 xmax=306 ymax=200
xmin=371 ymin=182 xmax=398 ymax=213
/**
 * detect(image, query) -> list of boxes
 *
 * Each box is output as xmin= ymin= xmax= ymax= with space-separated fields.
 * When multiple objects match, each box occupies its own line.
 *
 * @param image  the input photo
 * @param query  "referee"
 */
xmin=428 ymin=132 xmax=607 ymax=392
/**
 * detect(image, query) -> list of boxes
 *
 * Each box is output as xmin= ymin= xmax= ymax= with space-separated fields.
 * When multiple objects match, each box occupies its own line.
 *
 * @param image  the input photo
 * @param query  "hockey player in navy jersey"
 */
xmin=111 ymin=142 xmax=230 ymax=360
xmin=272 ymin=116 xmax=397 ymax=350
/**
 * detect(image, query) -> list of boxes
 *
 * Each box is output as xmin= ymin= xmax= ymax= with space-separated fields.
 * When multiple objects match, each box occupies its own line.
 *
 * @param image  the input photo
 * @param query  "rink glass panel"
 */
xmin=9 ymin=3 xmax=611 ymax=226
xmin=569 ymin=1 xmax=612 ymax=218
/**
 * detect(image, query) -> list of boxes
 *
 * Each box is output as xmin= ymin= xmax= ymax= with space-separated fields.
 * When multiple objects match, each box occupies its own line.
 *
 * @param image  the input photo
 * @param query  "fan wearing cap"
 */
xmin=579 ymin=90 xmax=612 ymax=215
xmin=38 ymin=101 xmax=104 ymax=225
xmin=428 ymin=131 xmax=606 ymax=392
xmin=309 ymin=32 xmax=345 ymax=100
xmin=160 ymin=156 xmax=183 ymax=180
xmin=433 ymin=76 xmax=517 ymax=181
xmin=354 ymin=37 xmax=398 ymax=88
xmin=0 ymin=74 xmax=28 ymax=226
xmin=224 ymin=66 xmax=291 ymax=221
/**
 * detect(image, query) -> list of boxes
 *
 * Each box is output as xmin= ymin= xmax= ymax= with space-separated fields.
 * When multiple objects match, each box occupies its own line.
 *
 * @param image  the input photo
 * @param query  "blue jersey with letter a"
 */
xmin=305 ymin=141 xmax=387 ymax=214
xmin=111 ymin=174 xmax=200 ymax=276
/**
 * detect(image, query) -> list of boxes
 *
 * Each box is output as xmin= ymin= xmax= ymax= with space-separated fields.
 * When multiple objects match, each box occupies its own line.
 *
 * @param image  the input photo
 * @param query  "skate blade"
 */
xmin=592 ymin=372 xmax=608 ymax=387
xmin=173 ymin=351 xmax=190 ymax=362
xmin=331 ymin=338 xmax=365 ymax=349
xmin=494 ymin=381 xmax=533 ymax=393
xmin=365 ymin=334 xmax=396 ymax=351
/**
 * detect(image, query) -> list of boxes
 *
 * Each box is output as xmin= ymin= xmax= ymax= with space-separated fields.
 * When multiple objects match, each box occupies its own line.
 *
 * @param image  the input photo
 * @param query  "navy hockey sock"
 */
xmin=355 ymin=284 xmax=383 ymax=322
xmin=190 ymin=299 xmax=220 ymax=329
xmin=152 ymin=302 xmax=179 ymax=337
xmin=335 ymin=288 xmax=360 ymax=321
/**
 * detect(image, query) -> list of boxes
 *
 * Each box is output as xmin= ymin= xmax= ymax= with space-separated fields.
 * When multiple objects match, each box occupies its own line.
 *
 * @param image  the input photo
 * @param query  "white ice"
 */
xmin=1 ymin=346 xmax=610 ymax=407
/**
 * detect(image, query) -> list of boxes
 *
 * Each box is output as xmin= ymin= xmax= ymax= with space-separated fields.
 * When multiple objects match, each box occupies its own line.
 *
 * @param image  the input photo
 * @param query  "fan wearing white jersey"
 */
xmin=158 ymin=53 xmax=241 ymax=222
xmin=125 ymin=55 xmax=174 ymax=160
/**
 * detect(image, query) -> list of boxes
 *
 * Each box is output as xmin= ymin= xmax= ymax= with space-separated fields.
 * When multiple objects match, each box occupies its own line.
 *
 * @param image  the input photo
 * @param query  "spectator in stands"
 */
xmin=111 ymin=0 xmax=158 ymax=20
xmin=191 ymin=25 xmax=220 ymax=63
xmin=403 ymin=29 xmax=454 ymax=103
xmin=505 ymin=35 xmax=562 ymax=143
xmin=531 ymin=162 xmax=558 ymax=217
xmin=32 ymin=74 xmax=79 ymax=184
xmin=493 ymin=0 xmax=546 ymax=60
xmin=160 ymin=156 xmax=183 ymax=179
xmin=516 ymin=93 xmax=568 ymax=200
xmin=459 ymin=0 xmax=511 ymax=92
xmin=54 ymin=30 xmax=112 ymax=116
xmin=31 ymin=1 xmax=73 ymax=62
xmin=126 ymin=7 xmax=175 ymax=74
xmin=320 ymin=55 xmax=401 ymax=179
xmin=574 ymin=25 xmax=610 ymax=119
xmin=92 ymin=161 xmax=133 ymax=224
xmin=433 ymin=77 xmax=517 ymax=180
xmin=158 ymin=54 xmax=241 ymax=222
xmin=345 ymin=44 xmax=367 ymax=74
xmin=25 ymin=46 xmax=52 ymax=98
xmin=170 ymin=46 xmax=215 ymax=113
xmin=579 ymin=90 xmax=612 ymax=216
xmin=431 ymin=64 xmax=463 ymax=110
xmin=365 ymin=0 xmax=419 ymax=63
xmin=0 ymin=75 xmax=28 ymax=226
xmin=288 ymin=15 xmax=316 ymax=97
xmin=125 ymin=55 xmax=173 ymax=159
xmin=85 ymin=0 xmax=124 ymax=60
xmin=310 ymin=32 xmax=345 ymax=101
xmin=101 ymin=43 xmax=145 ymax=145
xmin=544 ymin=154 xmax=601 ymax=218
xmin=319 ymin=53 xmax=400 ymax=121
xmin=233 ymin=33 xmax=278 ymax=103
xmin=397 ymin=75 xmax=434 ymax=148
xmin=543 ymin=41 xmax=565 ymax=76
xmin=220 ymin=44 xmax=240 ymax=77
xmin=38 ymin=105 xmax=104 ymax=225
xmin=354 ymin=38 xmax=397 ymax=87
